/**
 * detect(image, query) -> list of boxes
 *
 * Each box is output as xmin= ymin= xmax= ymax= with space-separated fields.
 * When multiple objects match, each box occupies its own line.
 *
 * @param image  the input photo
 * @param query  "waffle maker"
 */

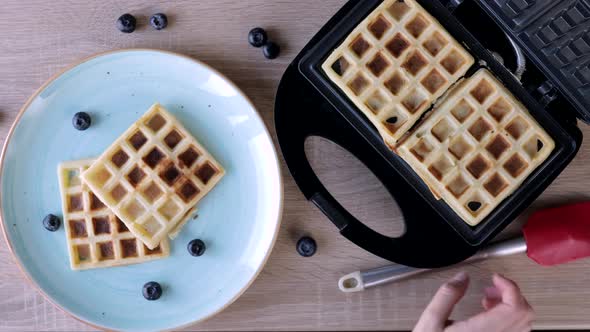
xmin=275 ymin=0 xmax=588 ymax=268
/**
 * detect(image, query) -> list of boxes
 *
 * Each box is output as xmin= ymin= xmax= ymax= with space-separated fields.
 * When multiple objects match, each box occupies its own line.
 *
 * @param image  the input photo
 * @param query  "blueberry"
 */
xmin=72 ymin=112 xmax=91 ymax=131
xmin=116 ymin=13 xmax=136 ymax=33
xmin=142 ymin=281 xmax=162 ymax=300
xmin=248 ymin=27 xmax=268 ymax=48
xmin=296 ymin=236 xmax=317 ymax=257
xmin=42 ymin=214 xmax=60 ymax=232
xmin=150 ymin=13 xmax=168 ymax=30
xmin=187 ymin=239 xmax=206 ymax=256
xmin=262 ymin=41 xmax=280 ymax=59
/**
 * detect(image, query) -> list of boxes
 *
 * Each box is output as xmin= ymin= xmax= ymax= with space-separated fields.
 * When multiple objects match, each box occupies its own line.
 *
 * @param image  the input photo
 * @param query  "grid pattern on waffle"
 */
xmin=321 ymin=0 xmax=474 ymax=148
xmin=168 ymin=207 xmax=198 ymax=240
xmin=81 ymin=103 xmax=225 ymax=249
xmin=58 ymin=159 xmax=170 ymax=270
xmin=397 ymin=69 xmax=555 ymax=226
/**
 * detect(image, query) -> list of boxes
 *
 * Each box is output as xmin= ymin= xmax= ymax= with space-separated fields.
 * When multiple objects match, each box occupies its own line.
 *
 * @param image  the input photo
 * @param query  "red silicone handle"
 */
xmin=524 ymin=201 xmax=590 ymax=266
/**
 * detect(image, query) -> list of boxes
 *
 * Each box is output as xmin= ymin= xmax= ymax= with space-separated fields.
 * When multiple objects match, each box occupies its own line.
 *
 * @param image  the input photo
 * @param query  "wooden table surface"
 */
xmin=2 ymin=0 xmax=590 ymax=331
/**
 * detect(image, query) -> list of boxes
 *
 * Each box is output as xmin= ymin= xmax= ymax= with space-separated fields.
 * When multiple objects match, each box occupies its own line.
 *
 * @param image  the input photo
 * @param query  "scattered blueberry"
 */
xmin=42 ymin=214 xmax=60 ymax=232
xmin=150 ymin=13 xmax=168 ymax=30
xmin=296 ymin=236 xmax=317 ymax=257
xmin=72 ymin=112 xmax=91 ymax=131
xmin=248 ymin=27 xmax=268 ymax=48
xmin=116 ymin=13 xmax=137 ymax=33
xmin=187 ymin=239 xmax=206 ymax=256
xmin=142 ymin=281 xmax=162 ymax=300
xmin=262 ymin=41 xmax=281 ymax=59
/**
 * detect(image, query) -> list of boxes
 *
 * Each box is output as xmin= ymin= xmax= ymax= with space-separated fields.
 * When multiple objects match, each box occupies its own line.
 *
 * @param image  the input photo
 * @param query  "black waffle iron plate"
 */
xmin=275 ymin=0 xmax=587 ymax=268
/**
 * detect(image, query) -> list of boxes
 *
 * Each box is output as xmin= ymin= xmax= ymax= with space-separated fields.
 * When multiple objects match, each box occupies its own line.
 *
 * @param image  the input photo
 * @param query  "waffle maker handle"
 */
xmin=275 ymin=64 xmax=476 ymax=268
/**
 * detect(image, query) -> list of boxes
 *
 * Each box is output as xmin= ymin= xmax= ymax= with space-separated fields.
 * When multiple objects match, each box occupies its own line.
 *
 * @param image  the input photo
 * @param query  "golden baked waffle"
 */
xmin=322 ymin=0 xmax=474 ymax=148
xmin=397 ymin=69 xmax=555 ymax=226
xmin=58 ymin=159 xmax=170 ymax=270
xmin=81 ymin=103 xmax=225 ymax=249
xmin=168 ymin=208 xmax=198 ymax=240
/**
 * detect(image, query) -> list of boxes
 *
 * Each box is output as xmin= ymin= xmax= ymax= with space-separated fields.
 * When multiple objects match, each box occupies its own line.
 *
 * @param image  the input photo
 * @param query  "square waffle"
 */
xmin=58 ymin=159 xmax=170 ymax=270
xmin=397 ymin=69 xmax=555 ymax=226
xmin=322 ymin=0 xmax=474 ymax=148
xmin=81 ymin=103 xmax=225 ymax=249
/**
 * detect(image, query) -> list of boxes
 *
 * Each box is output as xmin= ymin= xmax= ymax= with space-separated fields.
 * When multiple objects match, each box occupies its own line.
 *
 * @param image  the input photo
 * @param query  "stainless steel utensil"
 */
xmin=338 ymin=237 xmax=527 ymax=293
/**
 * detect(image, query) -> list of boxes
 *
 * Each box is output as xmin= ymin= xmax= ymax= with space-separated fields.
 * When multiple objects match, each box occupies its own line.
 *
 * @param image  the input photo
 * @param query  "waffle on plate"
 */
xmin=397 ymin=69 xmax=555 ymax=225
xmin=58 ymin=159 xmax=171 ymax=270
xmin=81 ymin=103 xmax=224 ymax=249
xmin=322 ymin=0 xmax=474 ymax=148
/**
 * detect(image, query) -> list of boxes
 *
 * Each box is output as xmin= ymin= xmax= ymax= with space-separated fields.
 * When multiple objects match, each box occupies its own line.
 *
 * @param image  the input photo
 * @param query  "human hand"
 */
xmin=413 ymin=272 xmax=534 ymax=332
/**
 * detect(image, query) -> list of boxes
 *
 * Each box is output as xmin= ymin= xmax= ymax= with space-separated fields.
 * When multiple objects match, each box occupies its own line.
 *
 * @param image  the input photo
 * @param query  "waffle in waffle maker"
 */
xmin=275 ymin=0 xmax=588 ymax=268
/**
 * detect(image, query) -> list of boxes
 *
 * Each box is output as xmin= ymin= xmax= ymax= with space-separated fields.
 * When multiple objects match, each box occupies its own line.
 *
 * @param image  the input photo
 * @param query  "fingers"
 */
xmin=444 ymin=319 xmax=455 ymax=328
xmin=449 ymin=303 xmax=534 ymax=332
xmin=448 ymin=307 xmax=508 ymax=332
xmin=482 ymin=286 xmax=501 ymax=310
xmin=484 ymin=286 xmax=501 ymax=299
xmin=414 ymin=271 xmax=469 ymax=331
xmin=492 ymin=273 xmax=525 ymax=307
xmin=426 ymin=271 xmax=470 ymax=320
xmin=505 ymin=318 xmax=534 ymax=332
xmin=481 ymin=296 xmax=501 ymax=311
xmin=449 ymin=274 xmax=534 ymax=332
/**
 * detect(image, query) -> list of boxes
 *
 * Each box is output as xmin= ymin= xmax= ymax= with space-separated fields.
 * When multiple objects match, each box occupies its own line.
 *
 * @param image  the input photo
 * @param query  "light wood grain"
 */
xmin=1 ymin=0 xmax=590 ymax=331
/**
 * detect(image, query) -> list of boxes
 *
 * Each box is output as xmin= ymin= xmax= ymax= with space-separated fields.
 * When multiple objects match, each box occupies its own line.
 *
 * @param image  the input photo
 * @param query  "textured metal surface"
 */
xmin=479 ymin=0 xmax=590 ymax=122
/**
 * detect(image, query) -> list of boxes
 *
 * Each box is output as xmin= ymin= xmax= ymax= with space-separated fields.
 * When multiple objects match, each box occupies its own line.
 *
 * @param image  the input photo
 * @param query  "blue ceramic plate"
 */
xmin=0 ymin=49 xmax=283 ymax=331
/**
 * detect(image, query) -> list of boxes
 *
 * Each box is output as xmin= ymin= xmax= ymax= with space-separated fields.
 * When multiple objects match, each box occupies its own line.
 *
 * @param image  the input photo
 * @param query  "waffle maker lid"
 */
xmin=475 ymin=0 xmax=590 ymax=123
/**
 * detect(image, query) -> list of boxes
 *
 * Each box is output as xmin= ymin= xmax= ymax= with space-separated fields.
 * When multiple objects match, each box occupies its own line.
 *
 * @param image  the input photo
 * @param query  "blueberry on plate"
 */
xmin=296 ymin=236 xmax=317 ymax=257
xmin=72 ymin=112 xmax=91 ymax=131
xmin=150 ymin=13 xmax=168 ymax=30
xmin=262 ymin=41 xmax=280 ymax=59
xmin=187 ymin=239 xmax=206 ymax=257
xmin=142 ymin=281 xmax=162 ymax=301
xmin=116 ymin=13 xmax=137 ymax=33
xmin=248 ymin=27 xmax=268 ymax=48
xmin=42 ymin=214 xmax=60 ymax=232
